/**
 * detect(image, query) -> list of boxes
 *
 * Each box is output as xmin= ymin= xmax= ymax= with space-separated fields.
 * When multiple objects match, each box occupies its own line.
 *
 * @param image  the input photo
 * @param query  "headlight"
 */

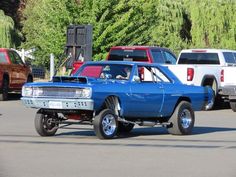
xmin=22 ymin=86 xmax=33 ymax=97
xmin=75 ymin=88 xmax=92 ymax=98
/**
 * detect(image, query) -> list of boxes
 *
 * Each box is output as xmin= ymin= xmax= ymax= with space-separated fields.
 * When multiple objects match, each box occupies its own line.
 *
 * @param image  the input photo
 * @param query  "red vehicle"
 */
xmin=71 ymin=46 xmax=177 ymax=75
xmin=0 ymin=48 xmax=33 ymax=101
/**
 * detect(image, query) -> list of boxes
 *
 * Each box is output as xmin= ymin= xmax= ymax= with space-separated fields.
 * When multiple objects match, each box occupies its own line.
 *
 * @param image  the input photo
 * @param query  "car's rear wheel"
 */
xmin=93 ymin=109 xmax=118 ymax=139
xmin=35 ymin=109 xmax=59 ymax=136
xmin=230 ymin=101 xmax=236 ymax=112
xmin=0 ymin=77 xmax=9 ymax=101
xmin=167 ymin=101 xmax=195 ymax=135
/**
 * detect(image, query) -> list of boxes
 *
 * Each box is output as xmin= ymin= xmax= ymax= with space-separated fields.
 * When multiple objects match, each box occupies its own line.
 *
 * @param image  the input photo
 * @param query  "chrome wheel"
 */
xmin=167 ymin=101 xmax=195 ymax=135
xmin=180 ymin=109 xmax=192 ymax=129
xmin=93 ymin=109 xmax=118 ymax=139
xmin=102 ymin=114 xmax=116 ymax=136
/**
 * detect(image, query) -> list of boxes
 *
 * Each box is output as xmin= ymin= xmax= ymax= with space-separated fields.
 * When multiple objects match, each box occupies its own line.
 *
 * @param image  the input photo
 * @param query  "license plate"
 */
xmin=48 ymin=101 xmax=63 ymax=109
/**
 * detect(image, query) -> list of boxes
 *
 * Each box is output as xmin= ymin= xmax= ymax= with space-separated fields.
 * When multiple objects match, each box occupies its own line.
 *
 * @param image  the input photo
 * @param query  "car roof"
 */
xmin=83 ymin=61 xmax=171 ymax=71
xmin=181 ymin=48 xmax=236 ymax=53
xmin=110 ymin=46 xmax=170 ymax=50
xmin=84 ymin=60 xmax=162 ymax=67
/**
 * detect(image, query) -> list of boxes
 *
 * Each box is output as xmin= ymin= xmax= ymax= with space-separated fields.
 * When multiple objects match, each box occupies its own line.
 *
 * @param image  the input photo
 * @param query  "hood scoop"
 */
xmin=52 ymin=76 xmax=88 ymax=83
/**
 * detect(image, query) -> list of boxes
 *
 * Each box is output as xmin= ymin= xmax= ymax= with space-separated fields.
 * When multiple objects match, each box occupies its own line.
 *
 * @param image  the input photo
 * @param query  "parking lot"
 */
xmin=0 ymin=94 xmax=236 ymax=177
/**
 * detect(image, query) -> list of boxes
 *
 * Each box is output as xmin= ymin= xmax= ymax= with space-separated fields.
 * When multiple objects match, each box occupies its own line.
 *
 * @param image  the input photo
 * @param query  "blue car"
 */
xmin=21 ymin=61 xmax=214 ymax=139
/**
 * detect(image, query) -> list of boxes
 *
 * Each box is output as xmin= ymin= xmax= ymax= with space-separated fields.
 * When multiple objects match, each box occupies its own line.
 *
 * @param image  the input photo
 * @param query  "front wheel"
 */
xmin=93 ymin=109 xmax=118 ymax=139
xmin=230 ymin=101 xmax=236 ymax=112
xmin=35 ymin=109 xmax=59 ymax=136
xmin=0 ymin=78 xmax=9 ymax=101
xmin=167 ymin=101 xmax=195 ymax=135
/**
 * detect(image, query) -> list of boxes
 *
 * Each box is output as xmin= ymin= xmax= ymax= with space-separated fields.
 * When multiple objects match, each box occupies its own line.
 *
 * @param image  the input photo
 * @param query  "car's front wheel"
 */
xmin=167 ymin=101 xmax=195 ymax=135
xmin=0 ymin=77 xmax=9 ymax=101
xmin=35 ymin=109 xmax=59 ymax=136
xmin=93 ymin=109 xmax=118 ymax=139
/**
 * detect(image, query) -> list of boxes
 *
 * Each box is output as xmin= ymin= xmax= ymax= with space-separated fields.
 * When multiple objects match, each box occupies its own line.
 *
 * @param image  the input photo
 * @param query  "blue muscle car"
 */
xmin=21 ymin=61 xmax=214 ymax=139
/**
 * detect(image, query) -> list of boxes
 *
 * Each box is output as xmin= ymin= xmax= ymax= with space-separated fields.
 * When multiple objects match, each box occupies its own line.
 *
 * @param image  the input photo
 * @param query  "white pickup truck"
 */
xmin=220 ymin=52 xmax=236 ymax=111
xmin=167 ymin=49 xmax=236 ymax=109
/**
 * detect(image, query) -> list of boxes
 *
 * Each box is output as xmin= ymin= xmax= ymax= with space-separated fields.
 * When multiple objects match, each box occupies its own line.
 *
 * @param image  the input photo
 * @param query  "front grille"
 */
xmin=34 ymin=87 xmax=81 ymax=98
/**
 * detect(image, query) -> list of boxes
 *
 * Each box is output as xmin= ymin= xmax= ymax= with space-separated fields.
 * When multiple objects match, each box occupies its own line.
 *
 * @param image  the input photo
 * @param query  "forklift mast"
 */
xmin=65 ymin=24 xmax=93 ymax=69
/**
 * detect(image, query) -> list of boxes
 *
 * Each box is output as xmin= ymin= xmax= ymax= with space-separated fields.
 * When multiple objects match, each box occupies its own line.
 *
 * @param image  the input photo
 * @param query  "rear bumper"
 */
xmin=222 ymin=86 xmax=236 ymax=99
xmin=21 ymin=97 xmax=94 ymax=110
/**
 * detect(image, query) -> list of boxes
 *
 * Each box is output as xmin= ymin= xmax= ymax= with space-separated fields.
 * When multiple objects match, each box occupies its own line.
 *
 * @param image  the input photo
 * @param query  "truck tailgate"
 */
xmin=167 ymin=65 xmax=189 ymax=84
xmin=221 ymin=66 xmax=236 ymax=87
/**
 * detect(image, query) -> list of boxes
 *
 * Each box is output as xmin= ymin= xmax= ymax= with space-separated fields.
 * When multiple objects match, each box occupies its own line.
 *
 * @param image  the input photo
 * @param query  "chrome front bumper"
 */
xmin=21 ymin=97 xmax=94 ymax=110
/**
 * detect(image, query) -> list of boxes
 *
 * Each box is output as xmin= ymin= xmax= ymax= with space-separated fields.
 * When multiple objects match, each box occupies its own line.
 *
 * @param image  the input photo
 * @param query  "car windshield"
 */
xmin=178 ymin=53 xmax=220 ymax=64
xmin=76 ymin=64 xmax=132 ymax=80
xmin=108 ymin=49 xmax=148 ymax=61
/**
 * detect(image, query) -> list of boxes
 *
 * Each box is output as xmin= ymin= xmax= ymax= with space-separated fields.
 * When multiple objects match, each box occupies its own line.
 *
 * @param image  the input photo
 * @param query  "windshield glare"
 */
xmin=77 ymin=64 xmax=132 ymax=80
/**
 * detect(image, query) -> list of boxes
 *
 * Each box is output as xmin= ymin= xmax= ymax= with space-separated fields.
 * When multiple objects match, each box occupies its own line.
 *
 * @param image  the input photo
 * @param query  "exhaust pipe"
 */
xmin=138 ymin=121 xmax=156 ymax=127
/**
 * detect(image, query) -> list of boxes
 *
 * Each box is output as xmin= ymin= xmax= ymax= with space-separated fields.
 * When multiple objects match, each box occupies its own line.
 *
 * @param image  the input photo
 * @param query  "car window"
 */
xmin=163 ymin=51 xmax=177 ymax=64
xmin=8 ymin=51 xmax=17 ymax=64
xmin=108 ymin=49 xmax=148 ymax=62
xmin=138 ymin=66 xmax=170 ymax=83
xmin=223 ymin=52 xmax=236 ymax=63
xmin=151 ymin=50 xmax=165 ymax=63
xmin=78 ymin=64 xmax=132 ymax=80
xmin=79 ymin=66 xmax=103 ymax=77
xmin=178 ymin=53 xmax=220 ymax=64
xmin=234 ymin=53 xmax=236 ymax=60
xmin=0 ymin=52 xmax=8 ymax=63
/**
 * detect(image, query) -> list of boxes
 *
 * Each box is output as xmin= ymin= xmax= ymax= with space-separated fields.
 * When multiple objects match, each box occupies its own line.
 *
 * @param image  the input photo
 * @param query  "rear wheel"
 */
xmin=93 ymin=109 xmax=118 ymax=139
xmin=167 ymin=101 xmax=195 ymax=135
xmin=35 ymin=109 xmax=59 ymax=136
xmin=0 ymin=78 xmax=9 ymax=101
xmin=204 ymin=79 xmax=217 ymax=110
xmin=230 ymin=101 xmax=236 ymax=112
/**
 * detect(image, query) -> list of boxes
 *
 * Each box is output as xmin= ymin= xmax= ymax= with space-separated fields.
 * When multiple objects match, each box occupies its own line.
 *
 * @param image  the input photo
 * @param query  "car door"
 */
xmin=7 ymin=51 xmax=19 ymax=88
xmin=127 ymin=65 xmax=165 ymax=117
xmin=12 ymin=51 xmax=28 ymax=87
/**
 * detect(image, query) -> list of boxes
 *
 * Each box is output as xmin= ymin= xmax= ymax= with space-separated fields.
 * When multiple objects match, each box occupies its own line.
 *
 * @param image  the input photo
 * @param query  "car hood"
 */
xmin=24 ymin=76 xmax=127 ymax=88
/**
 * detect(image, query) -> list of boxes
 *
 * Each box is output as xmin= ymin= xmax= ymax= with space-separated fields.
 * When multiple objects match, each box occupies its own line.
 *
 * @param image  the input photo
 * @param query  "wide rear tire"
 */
xmin=167 ymin=101 xmax=195 ymax=135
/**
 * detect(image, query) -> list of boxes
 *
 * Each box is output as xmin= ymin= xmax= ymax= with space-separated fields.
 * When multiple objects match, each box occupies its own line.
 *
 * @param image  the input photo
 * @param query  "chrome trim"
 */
xmin=21 ymin=97 xmax=94 ymax=110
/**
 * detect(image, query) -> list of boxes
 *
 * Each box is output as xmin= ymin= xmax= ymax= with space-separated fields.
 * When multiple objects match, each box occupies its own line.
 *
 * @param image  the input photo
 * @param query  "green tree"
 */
xmin=0 ymin=10 xmax=16 ymax=48
xmin=149 ymin=0 xmax=188 ymax=54
xmin=186 ymin=0 xmax=236 ymax=49
xmin=76 ymin=0 xmax=161 ymax=60
xmin=21 ymin=0 xmax=79 ymax=67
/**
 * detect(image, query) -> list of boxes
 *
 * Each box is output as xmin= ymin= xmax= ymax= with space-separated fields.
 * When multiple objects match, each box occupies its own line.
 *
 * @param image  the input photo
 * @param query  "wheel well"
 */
xmin=173 ymin=97 xmax=191 ymax=112
xmin=3 ymin=73 xmax=9 ymax=83
xmin=27 ymin=74 xmax=33 ymax=82
xmin=101 ymin=96 xmax=121 ymax=116
xmin=202 ymin=77 xmax=217 ymax=87
xmin=177 ymin=97 xmax=191 ymax=105
xmin=201 ymin=77 xmax=218 ymax=94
